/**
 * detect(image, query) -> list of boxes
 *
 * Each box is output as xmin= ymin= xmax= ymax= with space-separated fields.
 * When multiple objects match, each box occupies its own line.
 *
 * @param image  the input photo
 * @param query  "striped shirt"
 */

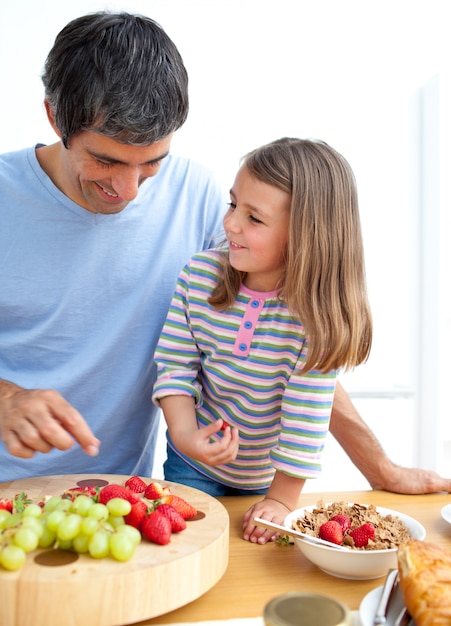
xmin=152 ymin=249 xmax=337 ymax=490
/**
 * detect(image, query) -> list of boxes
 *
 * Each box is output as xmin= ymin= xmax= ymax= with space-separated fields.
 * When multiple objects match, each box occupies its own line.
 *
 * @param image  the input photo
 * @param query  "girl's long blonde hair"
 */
xmin=209 ymin=137 xmax=372 ymax=373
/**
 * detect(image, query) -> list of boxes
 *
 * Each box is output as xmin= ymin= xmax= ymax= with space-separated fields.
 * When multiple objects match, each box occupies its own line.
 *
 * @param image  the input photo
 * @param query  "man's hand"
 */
xmin=0 ymin=381 xmax=100 ymax=459
xmin=369 ymin=464 xmax=451 ymax=495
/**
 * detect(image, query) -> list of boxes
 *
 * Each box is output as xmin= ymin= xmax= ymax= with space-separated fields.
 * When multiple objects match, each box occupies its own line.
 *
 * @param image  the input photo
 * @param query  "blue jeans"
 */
xmin=163 ymin=445 xmax=268 ymax=497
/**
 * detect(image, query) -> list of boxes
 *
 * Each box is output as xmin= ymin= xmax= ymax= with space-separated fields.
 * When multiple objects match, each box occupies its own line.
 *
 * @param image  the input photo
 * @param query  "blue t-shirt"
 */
xmin=0 ymin=146 xmax=225 ymax=480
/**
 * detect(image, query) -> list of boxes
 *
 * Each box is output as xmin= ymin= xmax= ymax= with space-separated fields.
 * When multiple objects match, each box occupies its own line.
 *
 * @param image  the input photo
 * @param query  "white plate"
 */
xmin=359 ymin=585 xmax=415 ymax=626
xmin=441 ymin=503 xmax=451 ymax=524
xmin=360 ymin=587 xmax=383 ymax=626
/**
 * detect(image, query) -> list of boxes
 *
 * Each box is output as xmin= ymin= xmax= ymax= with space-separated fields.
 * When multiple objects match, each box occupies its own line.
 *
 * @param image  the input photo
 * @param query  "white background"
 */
xmin=1 ymin=0 xmax=449 ymax=489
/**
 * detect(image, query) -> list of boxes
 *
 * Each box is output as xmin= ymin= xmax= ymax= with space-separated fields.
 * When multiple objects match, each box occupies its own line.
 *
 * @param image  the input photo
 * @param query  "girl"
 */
xmin=152 ymin=138 xmax=372 ymax=544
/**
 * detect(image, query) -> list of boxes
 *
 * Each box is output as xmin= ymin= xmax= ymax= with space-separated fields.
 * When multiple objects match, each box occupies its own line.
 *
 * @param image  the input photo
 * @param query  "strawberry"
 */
xmin=141 ymin=511 xmax=172 ymax=545
xmin=144 ymin=481 xmax=171 ymax=500
xmin=124 ymin=499 xmax=149 ymax=530
xmin=319 ymin=520 xmax=344 ymax=545
xmin=124 ymin=476 xmax=147 ymax=493
xmin=156 ymin=503 xmax=186 ymax=532
xmin=63 ymin=486 xmax=98 ymax=500
xmin=349 ymin=523 xmax=375 ymax=548
xmin=331 ymin=514 xmax=351 ymax=533
xmin=161 ymin=494 xmax=197 ymax=520
xmin=0 ymin=497 xmax=13 ymax=512
xmin=98 ymin=484 xmax=141 ymax=505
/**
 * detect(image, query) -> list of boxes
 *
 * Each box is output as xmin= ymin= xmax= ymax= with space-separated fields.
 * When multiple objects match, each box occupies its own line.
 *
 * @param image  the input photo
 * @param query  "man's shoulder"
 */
xmin=162 ymin=152 xmax=208 ymax=174
xmin=0 ymin=146 xmax=42 ymax=198
xmin=158 ymin=153 xmax=221 ymax=190
xmin=139 ymin=153 xmax=225 ymax=221
xmin=0 ymin=145 xmax=32 ymax=169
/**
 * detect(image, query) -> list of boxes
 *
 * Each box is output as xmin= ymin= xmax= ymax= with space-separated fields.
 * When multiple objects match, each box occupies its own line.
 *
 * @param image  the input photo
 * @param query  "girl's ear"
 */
xmin=43 ymin=99 xmax=63 ymax=139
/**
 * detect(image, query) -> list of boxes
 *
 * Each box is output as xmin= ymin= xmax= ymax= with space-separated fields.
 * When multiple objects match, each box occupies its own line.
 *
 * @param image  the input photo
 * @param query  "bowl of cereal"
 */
xmin=284 ymin=501 xmax=426 ymax=580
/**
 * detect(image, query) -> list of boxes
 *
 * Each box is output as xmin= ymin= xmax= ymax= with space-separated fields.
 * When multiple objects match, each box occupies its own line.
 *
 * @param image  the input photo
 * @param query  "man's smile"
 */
xmin=95 ymin=182 xmax=120 ymax=199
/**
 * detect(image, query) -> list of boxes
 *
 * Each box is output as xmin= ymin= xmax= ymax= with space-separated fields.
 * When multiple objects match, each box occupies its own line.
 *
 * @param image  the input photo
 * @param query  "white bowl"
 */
xmin=284 ymin=504 xmax=426 ymax=580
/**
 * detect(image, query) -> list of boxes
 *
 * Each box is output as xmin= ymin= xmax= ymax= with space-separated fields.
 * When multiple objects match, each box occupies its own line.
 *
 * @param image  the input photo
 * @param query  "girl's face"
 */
xmin=224 ymin=165 xmax=290 ymax=292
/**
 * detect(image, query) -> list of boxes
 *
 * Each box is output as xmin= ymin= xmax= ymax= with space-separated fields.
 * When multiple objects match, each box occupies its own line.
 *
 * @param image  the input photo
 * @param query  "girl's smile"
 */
xmin=228 ymin=239 xmax=246 ymax=249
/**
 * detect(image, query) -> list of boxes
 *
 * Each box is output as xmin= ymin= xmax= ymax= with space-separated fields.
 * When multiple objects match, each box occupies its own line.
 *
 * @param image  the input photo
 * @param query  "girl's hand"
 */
xmin=242 ymin=497 xmax=291 ymax=544
xmin=172 ymin=419 xmax=240 ymax=466
xmin=241 ymin=473 xmax=305 ymax=544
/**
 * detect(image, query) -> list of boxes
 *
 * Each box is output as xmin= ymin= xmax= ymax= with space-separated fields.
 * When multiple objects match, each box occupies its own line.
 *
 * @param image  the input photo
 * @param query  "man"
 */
xmin=0 ymin=11 xmax=223 ymax=480
xmin=0 ymin=11 xmax=449 ymax=495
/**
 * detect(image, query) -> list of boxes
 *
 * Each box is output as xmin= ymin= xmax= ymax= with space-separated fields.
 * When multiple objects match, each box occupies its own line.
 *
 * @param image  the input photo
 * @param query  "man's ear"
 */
xmin=43 ymin=98 xmax=63 ymax=139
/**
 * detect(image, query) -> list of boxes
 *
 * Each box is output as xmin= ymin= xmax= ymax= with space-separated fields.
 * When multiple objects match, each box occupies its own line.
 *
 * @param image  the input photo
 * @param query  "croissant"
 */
xmin=397 ymin=539 xmax=451 ymax=625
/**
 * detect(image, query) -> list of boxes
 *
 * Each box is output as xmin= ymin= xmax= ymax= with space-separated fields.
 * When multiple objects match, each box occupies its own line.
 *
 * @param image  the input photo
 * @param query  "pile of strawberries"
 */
xmin=66 ymin=476 xmax=197 ymax=546
xmin=319 ymin=514 xmax=375 ymax=548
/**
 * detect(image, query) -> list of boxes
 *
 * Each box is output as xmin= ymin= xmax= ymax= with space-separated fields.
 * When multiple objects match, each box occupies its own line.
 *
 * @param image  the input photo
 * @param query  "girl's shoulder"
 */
xmin=179 ymin=249 xmax=227 ymax=292
xmin=186 ymin=248 xmax=226 ymax=272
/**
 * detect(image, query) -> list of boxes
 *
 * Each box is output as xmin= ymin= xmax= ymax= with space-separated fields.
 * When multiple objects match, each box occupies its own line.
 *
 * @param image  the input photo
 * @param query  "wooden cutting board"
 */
xmin=0 ymin=474 xmax=229 ymax=626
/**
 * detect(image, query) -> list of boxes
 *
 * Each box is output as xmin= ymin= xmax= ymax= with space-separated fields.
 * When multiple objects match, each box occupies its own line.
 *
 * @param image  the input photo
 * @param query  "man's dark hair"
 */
xmin=42 ymin=11 xmax=189 ymax=147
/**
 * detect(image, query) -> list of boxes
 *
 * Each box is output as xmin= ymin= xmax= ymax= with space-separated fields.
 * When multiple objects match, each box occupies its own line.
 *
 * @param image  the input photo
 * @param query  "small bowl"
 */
xmin=284 ymin=504 xmax=426 ymax=580
xmin=264 ymin=592 xmax=351 ymax=626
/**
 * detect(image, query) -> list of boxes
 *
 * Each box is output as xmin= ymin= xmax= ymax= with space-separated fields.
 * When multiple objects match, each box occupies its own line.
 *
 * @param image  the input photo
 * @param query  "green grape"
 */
xmin=46 ymin=509 xmax=66 ymax=531
xmin=0 ymin=510 xmax=11 ymax=527
xmin=57 ymin=539 xmax=73 ymax=551
xmin=1 ymin=544 xmax=26 ymax=571
xmin=43 ymin=496 xmax=63 ymax=512
xmin=101 ymin=521 xmax=115 ymax=533
xmin=21 ymin=516 xmax=44 ymax=538
xmin=73 ymin=533 xmax=90 ymax=554
xmin=72 ymin=495 xmax=94 ymax=516
xmin=88 ymin=530 xmax=110 ymax=558
xmin=21 ymin=515 xmax=42 ymax=528
xmin=108 ymin=515 xmax=125 ymax=529
xmin=87 ymin=503 xmax=109 ymax=521
xmin=109 ymin=532 xmax=136 ymax=562
xmin=3 ymin=512 xmax=23 ymax=528
xmin=22 ymin=503 xmax=43 ymax=518
xmin=13 ymin=527 xmax=39 ymax=552
xmin=55 ymin=499 xmax=72 ymax=512
xmin=80 ymin=516 xmax=99 ymax=536
xmin=57 ymin=513 xmax=82 ymax=541
xmin=106 ymin=497 xmax=132 ymax=517
xmin=38 ymin=526 xmax=57 ymax=548
xmin=116 ymin=524 xmax=141 ymax=546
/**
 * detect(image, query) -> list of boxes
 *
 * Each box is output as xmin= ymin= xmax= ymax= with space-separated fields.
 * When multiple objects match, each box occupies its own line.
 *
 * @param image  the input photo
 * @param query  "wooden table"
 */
xmin=143 ymin=489 xmax=451 ymax=624
xmin=1 ymin=477 xmax=450 ymax=625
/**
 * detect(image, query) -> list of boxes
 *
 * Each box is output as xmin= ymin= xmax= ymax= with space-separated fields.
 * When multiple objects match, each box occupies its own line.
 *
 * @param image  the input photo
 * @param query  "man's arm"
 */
xmin=329 ymin=381 xmax=451 ymax=494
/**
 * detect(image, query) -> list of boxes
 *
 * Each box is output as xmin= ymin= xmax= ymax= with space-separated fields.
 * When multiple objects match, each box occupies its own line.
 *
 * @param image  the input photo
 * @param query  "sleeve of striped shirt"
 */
xmin=152 ymin=262 xmax=204 ymax=406
xmin=270 ymin=366 xmax=337 ymax=478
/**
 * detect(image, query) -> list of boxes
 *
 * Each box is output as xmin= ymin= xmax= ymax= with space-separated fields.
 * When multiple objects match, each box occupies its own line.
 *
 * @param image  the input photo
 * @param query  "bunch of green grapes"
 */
xmin=0 ymin=495 xmax=141 ymax=571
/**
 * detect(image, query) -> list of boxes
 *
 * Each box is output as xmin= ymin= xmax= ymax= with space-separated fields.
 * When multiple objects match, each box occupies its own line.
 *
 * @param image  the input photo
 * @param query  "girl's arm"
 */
xmin=241 ymin=470 xmax=306 ymax=544
xmin=240 ymin=357 xmax=335 ymax=544
xmin=159 ymin=395 xmax=239 ymax=465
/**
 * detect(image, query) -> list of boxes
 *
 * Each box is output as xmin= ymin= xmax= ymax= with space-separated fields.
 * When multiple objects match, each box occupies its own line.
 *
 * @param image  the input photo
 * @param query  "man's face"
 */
xmin=56 ymin=131 xmax=173 ymax=214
